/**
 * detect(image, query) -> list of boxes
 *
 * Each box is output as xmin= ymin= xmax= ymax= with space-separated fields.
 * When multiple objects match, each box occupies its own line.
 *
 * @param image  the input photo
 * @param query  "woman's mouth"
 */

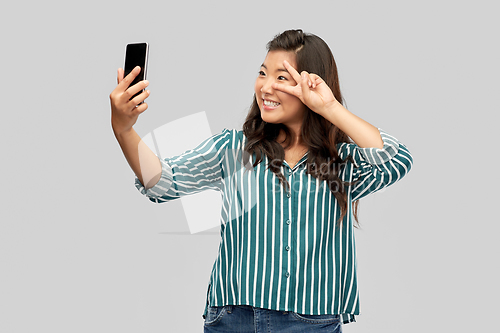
xmin=263 ymin=99 xmax=280 ymax=110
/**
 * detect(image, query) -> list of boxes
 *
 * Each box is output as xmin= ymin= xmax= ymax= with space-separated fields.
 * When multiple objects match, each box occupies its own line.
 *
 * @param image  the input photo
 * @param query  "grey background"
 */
xmin=1 ymin=0 xmax=498 ymax=332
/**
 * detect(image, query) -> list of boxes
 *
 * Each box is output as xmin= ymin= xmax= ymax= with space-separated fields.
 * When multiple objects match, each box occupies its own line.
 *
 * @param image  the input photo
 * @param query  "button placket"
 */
xmin=286 ymin=167 xmax=292 ymax=198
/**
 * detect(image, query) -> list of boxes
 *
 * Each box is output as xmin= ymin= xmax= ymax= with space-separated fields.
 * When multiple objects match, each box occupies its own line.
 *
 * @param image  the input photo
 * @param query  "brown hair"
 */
xmin=242 ymin=29 xmax=359 ymax=227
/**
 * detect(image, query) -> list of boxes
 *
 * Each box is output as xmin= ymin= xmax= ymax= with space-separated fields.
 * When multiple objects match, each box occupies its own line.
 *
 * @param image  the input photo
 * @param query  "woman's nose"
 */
xmin=261 ymin=78 xmax=274 ymax=94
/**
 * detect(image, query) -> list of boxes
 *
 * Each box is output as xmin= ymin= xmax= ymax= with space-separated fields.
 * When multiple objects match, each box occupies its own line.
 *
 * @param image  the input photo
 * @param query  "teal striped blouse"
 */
xmin=135 ymin=128 xmax=413 ymax=324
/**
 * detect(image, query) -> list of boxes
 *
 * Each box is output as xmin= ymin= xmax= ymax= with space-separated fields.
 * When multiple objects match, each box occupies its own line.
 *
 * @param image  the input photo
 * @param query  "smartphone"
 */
xmin=123 ymin=42 xmax=149 ymax=102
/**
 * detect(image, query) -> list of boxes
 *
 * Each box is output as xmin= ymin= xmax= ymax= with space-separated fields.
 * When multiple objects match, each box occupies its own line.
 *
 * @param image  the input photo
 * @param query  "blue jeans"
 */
xmin=203 ymin=305 xmax=342 ymax=333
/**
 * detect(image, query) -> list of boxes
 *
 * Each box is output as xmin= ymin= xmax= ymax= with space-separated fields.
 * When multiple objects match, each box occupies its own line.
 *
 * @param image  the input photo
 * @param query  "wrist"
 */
xmin=113 ymin=125 xmax=135 ymax=142
xmin=322 ymin=100 xmax=346 ymax=125
xmin=325 ymin=100 xmax=344 ymax=114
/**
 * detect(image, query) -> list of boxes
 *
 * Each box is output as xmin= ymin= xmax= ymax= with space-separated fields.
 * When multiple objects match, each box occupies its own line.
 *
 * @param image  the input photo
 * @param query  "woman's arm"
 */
xmin=321 ymin=101 xmax=384 ymax=149
xmin=337 ymin=131 xmax=413 ymax=201
xmin=135 ymin=129 xmax=235 ymax=203
xmin=114 ymin=128 xmax=161 ymax=190
xmin=110 ymin=66 xmax=161 ymax=190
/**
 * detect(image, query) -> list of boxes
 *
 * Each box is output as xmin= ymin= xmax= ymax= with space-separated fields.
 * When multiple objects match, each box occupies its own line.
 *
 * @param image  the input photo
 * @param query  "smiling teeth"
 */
xmin=264 ymin=100 xmax=280 ymax=107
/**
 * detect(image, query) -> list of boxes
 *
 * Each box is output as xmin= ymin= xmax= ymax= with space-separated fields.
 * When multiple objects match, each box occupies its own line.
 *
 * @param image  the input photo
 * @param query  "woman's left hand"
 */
xmin=272 ymin=60 xmax=340 ymax=117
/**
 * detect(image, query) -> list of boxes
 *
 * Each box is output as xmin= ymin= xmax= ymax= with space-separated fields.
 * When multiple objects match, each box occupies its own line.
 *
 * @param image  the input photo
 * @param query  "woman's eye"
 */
xmin=278 ymin=76 xmax=287 ymax=81
xmin=258 ymin=71 xmax=266 ymax=76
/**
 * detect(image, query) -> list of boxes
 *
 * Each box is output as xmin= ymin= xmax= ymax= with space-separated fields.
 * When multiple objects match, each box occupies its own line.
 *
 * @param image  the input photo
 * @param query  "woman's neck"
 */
xmin=277 ymin=129 xmax=306 ymax=149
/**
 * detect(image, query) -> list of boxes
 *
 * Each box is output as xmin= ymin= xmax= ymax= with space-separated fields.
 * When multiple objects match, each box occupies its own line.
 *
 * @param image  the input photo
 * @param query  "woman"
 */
xmin=110 ymin=29 xmax=413 ymax=333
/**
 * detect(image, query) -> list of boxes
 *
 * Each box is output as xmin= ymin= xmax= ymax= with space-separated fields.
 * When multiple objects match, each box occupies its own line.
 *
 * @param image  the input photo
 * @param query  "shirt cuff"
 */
xmin=357 ymin=128 xmax=400 ymax=165
xmin=134 ymin=159 xmax=173 ymax=199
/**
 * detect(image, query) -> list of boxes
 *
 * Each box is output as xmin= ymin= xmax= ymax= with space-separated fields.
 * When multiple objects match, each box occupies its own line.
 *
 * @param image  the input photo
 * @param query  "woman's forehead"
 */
xmin=262 ymin=50 xmax=297 ymax=68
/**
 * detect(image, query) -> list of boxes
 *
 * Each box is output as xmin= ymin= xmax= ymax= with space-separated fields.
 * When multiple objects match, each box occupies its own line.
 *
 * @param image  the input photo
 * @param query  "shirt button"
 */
xmin=286 ymin=192 xmax=291 ymax=198
xmin=286 ymin=220 xmax=290 ymax=225
xmin=285 ymin=246 xmax=290 ymax=251
xmin=285 ymin=272 xmax=290 ymax=278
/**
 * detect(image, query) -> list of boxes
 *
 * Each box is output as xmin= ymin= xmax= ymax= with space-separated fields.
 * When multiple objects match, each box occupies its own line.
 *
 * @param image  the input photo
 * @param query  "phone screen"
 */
xmin=124 ymin=43 xmax=149 ymax=101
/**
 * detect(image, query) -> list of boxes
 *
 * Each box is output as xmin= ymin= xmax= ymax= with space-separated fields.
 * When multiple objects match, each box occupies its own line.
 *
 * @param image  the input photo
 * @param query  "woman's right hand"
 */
xmin=109 ymin=66 xmax=150 ymax=136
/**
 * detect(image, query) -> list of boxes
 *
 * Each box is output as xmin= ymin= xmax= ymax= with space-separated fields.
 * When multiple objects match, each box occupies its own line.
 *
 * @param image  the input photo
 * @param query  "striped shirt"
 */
xmin=135 ymin=128 xmax=413 ymax=324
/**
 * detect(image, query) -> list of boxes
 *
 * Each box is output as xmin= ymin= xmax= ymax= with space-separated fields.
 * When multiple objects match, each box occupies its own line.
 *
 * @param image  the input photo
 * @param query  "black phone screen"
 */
xmin=124 ymin=43 xmax=148 ymax=101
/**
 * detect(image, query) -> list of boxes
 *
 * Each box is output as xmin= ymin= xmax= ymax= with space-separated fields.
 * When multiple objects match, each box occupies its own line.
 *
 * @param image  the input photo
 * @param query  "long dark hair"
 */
xmin=242 ymin=29 xmax=359 ymax=227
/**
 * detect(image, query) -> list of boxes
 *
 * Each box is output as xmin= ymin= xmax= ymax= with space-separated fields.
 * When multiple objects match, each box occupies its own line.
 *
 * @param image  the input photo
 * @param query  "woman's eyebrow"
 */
xmin=260 ymin=64 xmax=290 ymax=74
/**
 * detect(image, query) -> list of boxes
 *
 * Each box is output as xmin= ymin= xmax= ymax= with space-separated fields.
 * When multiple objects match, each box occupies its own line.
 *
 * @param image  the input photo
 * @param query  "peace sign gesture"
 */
xmin=271 ymin=60 xmax=339 ymax=118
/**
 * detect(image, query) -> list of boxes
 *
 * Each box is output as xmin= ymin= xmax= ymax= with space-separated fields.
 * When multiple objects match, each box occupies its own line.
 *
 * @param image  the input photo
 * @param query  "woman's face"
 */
xmin=254 ymin=50 xmax=306 ymax=133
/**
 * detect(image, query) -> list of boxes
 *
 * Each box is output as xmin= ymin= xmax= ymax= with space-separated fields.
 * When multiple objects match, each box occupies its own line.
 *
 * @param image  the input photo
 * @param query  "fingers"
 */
xmin=110 ymin=78 xmax=150 ymax=113
xmin=124 ymin=80 xmax=149 ymax=101
xmin=134 ymin=102 xmax=149 ymax=114
xmin=118 ymin=66 xmax=141 ymax=90
xmin=283 ymin=60 xmax=302 ymax=83
xmin=117 ymin=68 xmax=124 ymax=84
xmin=300 ymin=72 xmax=312 ymax=100
xmin=281 ymin=60 xmax=321 ymax=89
xmin=129 ymin=89 xmax=150 ymax=107
xmin=272 ymin=82 xmax=296 ymax=96
xmin=272 ymin=73 xmax=314 ymax=97
xmin=273 ymin=72 xmax=314 ymax=95
xmin=301 ymin=71 xmax=320 ymax=89
xmin=282 ymin=60 xmax=319 ymax=87
xmin=311 ymin=74 xmax=324 ymax=88
xmin=308 ymin=74 xmax=318 ymax=89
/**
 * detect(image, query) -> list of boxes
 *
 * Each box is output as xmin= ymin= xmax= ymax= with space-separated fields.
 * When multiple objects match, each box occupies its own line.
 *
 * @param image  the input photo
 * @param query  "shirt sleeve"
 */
xmin=337 ymin=128 xmax=413 ymax=201
xmin=134 ymin=128 xmax=235 ymax=203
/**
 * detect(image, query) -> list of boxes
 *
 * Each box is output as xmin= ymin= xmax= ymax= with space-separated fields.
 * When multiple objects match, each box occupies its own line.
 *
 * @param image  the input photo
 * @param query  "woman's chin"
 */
xmin=260 ymin=112 xmax=279 ymax=124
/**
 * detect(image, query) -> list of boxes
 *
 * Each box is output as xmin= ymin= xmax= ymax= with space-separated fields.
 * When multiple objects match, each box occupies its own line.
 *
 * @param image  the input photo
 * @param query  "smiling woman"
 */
xmin=243 ymin=30 xmax=388 ymax=225
xmin=110 ymin=29 xmax=413 ymax=333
